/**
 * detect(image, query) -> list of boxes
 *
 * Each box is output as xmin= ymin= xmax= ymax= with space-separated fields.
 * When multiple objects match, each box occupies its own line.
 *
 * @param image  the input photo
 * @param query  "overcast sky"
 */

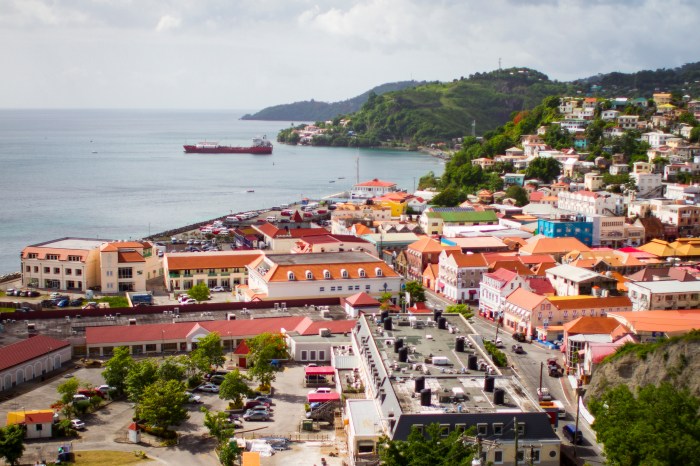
xmin=1 ymin=0 xmax=698 ymax=110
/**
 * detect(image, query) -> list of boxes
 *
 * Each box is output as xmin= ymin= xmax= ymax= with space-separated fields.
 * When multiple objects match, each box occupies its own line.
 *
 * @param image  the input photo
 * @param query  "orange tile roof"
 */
xmin=255 ymin=224 xmax=330 ymax=239
xmin=166 ymin=252 xmax=263 ymax=270
xmin=262 ymin=260 xmax=399 ymax=282
xmin=520 ymin=237 xmax=590 ymax=255
xmin=101 ymin=241 xmax=152 ymax=252
xmin=451 ymin=252 xmax=488 ymax=268
xmin=549 ymin=295 xmax=631 ymax=310
xmin=489 ymin=261 xmax=532 ymax=275
xmin=21 ymin=247 xmax=90 ymax=261
xmin=506 ymin=287 xmax=546 ymax=311
xmin=353 ymin=224 xmax=373 ymax=235
xmin=424 ymin=263 xmax=439 ymax=280
xmin=408 ymin=236 xmax=458 ymax=254
xmin=345 ymin=292 xmax=381 ymax=307
xmin=563 ymin=316 xmax=624 ymax=334
xmin=117 ymin=251 xmax=145 ymax=263
xmin=609 ymin=310 xmax=700 ymax=333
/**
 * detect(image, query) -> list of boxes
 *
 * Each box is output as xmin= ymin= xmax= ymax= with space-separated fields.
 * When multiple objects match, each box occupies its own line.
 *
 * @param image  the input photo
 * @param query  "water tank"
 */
xmin=438 ymin=317 xmax=447 ymax=330
xmin=468 ymin=355 xmax=478 ymax=370
xmin=414 ymin=376 xmax=425 ymax=393
xmin=384 ymin=317 xmax=393 ymax=331
xmin=433 ymin=309 xmax=443 ymax=322
xmin=493 ymin=388 xmax=505 ymax=405
xmin=398 ymin=347 xmax=408 ymax=363
xmin=380 ymin=310 xmax=389 ymax=323
xmin=484 ymin=376 xmax=495 ymax=392
xmin=420 ymin=388 xmax=431 ymax=407
xmin=393 ymin=339 xmax=404 ymax=353
xmin=455 ymin=337 xmax=465 ymax=352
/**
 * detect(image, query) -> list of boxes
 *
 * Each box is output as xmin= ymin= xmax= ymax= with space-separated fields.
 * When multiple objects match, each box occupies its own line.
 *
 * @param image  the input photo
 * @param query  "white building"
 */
xmin=0 ymin=335 xmax=71 ymax=392
xmin=631 ymin=172 xmax=663 ymax=197
xmin=478 ymin=268 xmax=528 ymax=320
xmin=437 ymin=251 xmax=488 ymax=303
xmin=99 ymin=241 xmax=160 ymax=293
xmin=351 ymin=179 xmax=398 ymax=199
xmin=557 ymin=190 xmax=624 ymax=216
xmin=242 ymin=251 xmax=401 ymax=302
xmin=627 ymin=280 xmax=700 ymax=311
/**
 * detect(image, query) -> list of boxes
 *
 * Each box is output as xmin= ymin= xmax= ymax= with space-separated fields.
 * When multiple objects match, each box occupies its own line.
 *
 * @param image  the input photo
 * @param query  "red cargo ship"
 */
xmin=184 ymin=136 xmax=273 ymax=154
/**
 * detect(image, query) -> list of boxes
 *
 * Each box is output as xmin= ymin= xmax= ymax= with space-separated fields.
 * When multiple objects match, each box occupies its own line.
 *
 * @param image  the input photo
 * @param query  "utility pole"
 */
xmin=538 ymin=362 xmax=543 ymax=397
xmin=514 ymin=416 xmax=519 ymax=466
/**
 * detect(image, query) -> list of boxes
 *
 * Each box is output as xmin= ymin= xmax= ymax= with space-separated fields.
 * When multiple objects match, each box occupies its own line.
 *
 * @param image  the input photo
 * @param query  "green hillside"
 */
xmin=575 ymin=61 xmax=700 ymax=97
xmin=241 ymin=81 xmax=425 ymax=122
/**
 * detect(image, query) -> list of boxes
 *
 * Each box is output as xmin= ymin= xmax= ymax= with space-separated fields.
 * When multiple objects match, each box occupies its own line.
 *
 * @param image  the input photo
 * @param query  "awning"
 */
xmin=307 ymin=392 xmax=341 ymax=403
xmin=305 ymin=366 xmax=335 ymax=376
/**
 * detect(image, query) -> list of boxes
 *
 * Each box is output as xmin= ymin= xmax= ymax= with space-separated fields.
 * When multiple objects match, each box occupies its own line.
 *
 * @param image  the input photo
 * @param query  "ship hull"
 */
xmin=183 ymin=145 xmax=273 ymax=154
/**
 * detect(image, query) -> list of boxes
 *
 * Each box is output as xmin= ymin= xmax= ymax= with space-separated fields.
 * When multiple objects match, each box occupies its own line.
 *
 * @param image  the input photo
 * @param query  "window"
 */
xmin=494 ymin=451 xmax=503 ymax=464
xmin=365 ymin=285 xmax=371 ymax=290
xmin=517 ymin=422 xmax=526 ymax=435
xmin=323 ymin=269 xmax=331 ymax=279
xmin=301 ymin=351 xmax=308 ymax=361
xmin=305 ymin=270 xmax=313 ymax=280
xmin=355 ymin=285 xmax=361 ymax=290
xmin=517 ymin=450 xmax=525 ymax=462
xmin=319 ymin=287 xmax=325 ymax=292
xmin=68 ymin=255 xmax=81 ymax=262
xmin=36 ymin=423 xmax=43 ymax=431
xmin=44 ymin=267 xmax=50 ymax=274
xmin=33 ymin=266 xmax=38 ymax=272
xmin=341 ymin=269 xmax=349 ymax=278
xmin=359 ymin=268 xmax=366 ymax=278
xmin=47 ymin=254 xmax=59 ymax=260
xmin=338 ymin=286 xmax=343 ymax=291
xmin=54 ymin=268 xmax=60 ymax=274
xmin=493 ymin=423 xmax=503 ymax=435
xmin=330 ymin=286 xmax=336 ymax=291
xmin=310 ymin=350 xmax=317 ymax=360
xmin=145 ymin=344 xmax=157 ymax=352
xmin=65 ymin=268 xmax=72 ymax=275
xmin=412 ymin=425 xmax=424 ymax=434
xmin=532 ymin=449 xmax=540 ymax=463
xmin=319 ymin=350 xmax=325 ymax=360
xmin=287 ymin=271 xmax=296 ymax=281
xmin=25 ymin=266 xmax=30 ymax=272
xmin=477 ymin=423 xmax=487 ymax=436
xmin=375 ymin=267 xmax=383 ymax=277
xmin=28 ymin=253 xmax=38 ymax=259
xmin=440 ymin=425 xmax=450 ymax=437
xmin=118 ymin=267 xmax=133 ymax=279
xmin=454 ymin=424 xmax=466 ymax=433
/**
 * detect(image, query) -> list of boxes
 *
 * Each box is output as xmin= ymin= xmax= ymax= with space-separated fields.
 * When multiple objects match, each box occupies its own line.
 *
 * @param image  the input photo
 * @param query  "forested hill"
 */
xmin=574 ymin=61 xmax=700 ymax=97
xmin=240 ymin=80 xmax=425 ymax=121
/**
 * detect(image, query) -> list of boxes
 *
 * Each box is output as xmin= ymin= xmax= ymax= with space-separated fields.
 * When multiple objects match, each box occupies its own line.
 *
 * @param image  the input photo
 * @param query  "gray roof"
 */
xmin=392 ymin=412 xmax=559 ymax=442
xmin=30 ymin=237 xmax=108 ymax=250
xmin=348 ymin=399 xmax=383 ymax=437
xmin=546 ymin=264 xmax=605 ymax=283
xmin=630 ymin=279 xmax=700 ymax=294
xmin=334 ymin=355 xmax=359 ymax=370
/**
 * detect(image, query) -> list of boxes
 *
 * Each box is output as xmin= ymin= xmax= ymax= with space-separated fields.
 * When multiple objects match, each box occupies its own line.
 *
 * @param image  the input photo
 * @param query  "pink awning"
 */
xmin=307 ymin=392 xmax=340 ymax=403
xmin=305 ymin=366 xmax=335 ymax=376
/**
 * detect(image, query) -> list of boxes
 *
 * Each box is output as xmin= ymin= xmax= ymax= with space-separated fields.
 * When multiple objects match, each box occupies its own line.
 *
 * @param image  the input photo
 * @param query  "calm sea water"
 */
xmin=0 ymin=109 xmax=443 ymax=273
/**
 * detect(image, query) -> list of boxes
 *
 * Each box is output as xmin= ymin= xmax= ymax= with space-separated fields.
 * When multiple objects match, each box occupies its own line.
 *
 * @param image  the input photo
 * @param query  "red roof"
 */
xmin=24 ymin=412 xmax=55 ymax=424
xmin=307 ymin=392 xmax=341 ymax=403
xmin=305 ymin=366 xmax=335 ymax=376
xmin=484 ymin=268 xmax=518 ymax=286
xmin=344 ymin=292 xmax=381 ymax=307
xmin=355 ymin=178 xmax=396 ymax=188
xmin=0 ymin=335 xmax=70 ymax=372
xmin=117 ymin=251 xmax=145 ymax=263
xmin=233 ymin=340 xmax=250 ymax=355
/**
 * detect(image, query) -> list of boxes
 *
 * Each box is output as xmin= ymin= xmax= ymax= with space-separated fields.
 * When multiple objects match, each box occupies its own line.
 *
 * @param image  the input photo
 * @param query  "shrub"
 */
xmin=138 ymin=424 xmax=177 ymax=439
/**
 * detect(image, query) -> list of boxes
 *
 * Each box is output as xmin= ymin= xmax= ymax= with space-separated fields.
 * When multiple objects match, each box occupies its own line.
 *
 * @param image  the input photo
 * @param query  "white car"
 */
xmin=97 ymin=384 xmax=115 ymax=394
xmin=211 ymin=286 xmax=226 ymax=293
xmin=198 ymin=383 xmax=219 ymax=393
xmin=308 ymin=387 xmax=332 ymax=395
xmin=182 ymin=298 xmax=197 ymax=305
xmin=71 ymin=419 xmax=85 ymax=430
xmin=186 ymin=392 xmax=202 ymax=404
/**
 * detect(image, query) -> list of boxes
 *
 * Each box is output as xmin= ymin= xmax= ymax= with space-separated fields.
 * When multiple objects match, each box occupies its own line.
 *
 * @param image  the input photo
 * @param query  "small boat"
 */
xmin=91 ymin=151 xmax=98 ymax=154
xmin=338 ymin=177 xmax=345 ymax=179
xmin=246 ymin=189 xmax=255 ymax=193
xmin=184 ymin=136 xmax=273 ymax=154
xmin=329 ymin=180 xmax=335 ymax=183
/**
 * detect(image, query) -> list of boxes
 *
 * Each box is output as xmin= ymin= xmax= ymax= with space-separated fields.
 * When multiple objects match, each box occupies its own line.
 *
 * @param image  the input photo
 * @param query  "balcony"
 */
xmin=169 ymin=272 xmax=180 ymax=278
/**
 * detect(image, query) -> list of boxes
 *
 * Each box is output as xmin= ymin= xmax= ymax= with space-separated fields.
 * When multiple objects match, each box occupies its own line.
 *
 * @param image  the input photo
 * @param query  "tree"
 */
xmin=524 ymin=157 xmax=561 ymax=183
xmin=202 ymin=409 xmax=236 ymax=444
xmin=56 ymin=377 xmax=80 ymax=405
xmin=191 ymin=332 xmax=226 ymax=373
xmin=219 ymin=369 xmax=252 ymax=408
xmin=125 ymin=359 xmax=159 ymax=402
xmin=379 ymin=423 xmax=476 ymax=466
xmin=0 ymin=425 xmax=25 ymax=466
xmin=504 ymin=185 xmax=529 ymax=207
xmin=137 ymin=380 xmax=189 ymax=430
xmin=102 ymin=346 xmax=133 ymax=395
xmin=218 ymin=441 xmax=242 ymax=466
xmin=430 ymin=187 xmax=466 ymax=207
xmin=590 ymin=382 xmax=700 ymax=466
xmin=246 ymin=333 xmax=288 ymax=390
xmin=446 ymin=304 xmax=474 ymax=320
xmin=404 ymin=280 xmax=426 ymax=304
xmin=188 ymin=282 xmax=210 ymax=302
xmin=157 ymin=356 xmax=186 ymax=382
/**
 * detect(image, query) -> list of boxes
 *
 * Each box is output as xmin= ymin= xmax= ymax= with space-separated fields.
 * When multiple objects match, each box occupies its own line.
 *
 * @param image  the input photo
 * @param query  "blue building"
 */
xmin=537 ymin=217 xmax=593 ymax=246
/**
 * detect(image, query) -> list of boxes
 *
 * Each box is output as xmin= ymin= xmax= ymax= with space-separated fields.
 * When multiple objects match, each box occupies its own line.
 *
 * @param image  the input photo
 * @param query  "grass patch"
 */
xmin=96 ymin=296 xmax=129 ymax=307
xmin=70 ymin=450 xmax=151 ymax=465
xmin=0 ymin=307 xmax=16 ymax=313
xmin=602 ymin=329 xmax=700 ymax=364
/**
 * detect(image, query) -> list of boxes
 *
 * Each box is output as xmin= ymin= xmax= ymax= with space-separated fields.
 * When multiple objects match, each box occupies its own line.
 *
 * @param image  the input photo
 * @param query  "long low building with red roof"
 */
xmin=0 ymin=335 xmax=71 ymax=392
xmin=163 ymin=250 xmax=263 ymax=292
xmin=86 ymin=315 xmax=356 ymax=365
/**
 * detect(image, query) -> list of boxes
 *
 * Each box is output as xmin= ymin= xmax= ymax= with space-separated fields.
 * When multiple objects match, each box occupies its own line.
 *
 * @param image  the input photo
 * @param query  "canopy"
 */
xmin=307 ymin=392 xmax=341 ymax=403
xmin=305 ymin=366 xmax=335 ymax=376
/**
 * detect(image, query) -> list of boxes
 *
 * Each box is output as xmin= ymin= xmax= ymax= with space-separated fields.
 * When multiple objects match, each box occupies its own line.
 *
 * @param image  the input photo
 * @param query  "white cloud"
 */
xmin=156 ymin=14 xmax=182 ymax=32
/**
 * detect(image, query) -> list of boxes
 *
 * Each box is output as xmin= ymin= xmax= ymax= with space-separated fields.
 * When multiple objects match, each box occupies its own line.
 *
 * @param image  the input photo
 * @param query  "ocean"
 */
xmin=0 ymin=109 xmax=444 ymax=274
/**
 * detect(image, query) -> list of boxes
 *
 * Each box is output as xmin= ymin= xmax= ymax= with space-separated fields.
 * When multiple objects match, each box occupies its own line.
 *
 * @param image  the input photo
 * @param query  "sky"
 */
xmin=1 ymin=0 xmax=698 ymax=110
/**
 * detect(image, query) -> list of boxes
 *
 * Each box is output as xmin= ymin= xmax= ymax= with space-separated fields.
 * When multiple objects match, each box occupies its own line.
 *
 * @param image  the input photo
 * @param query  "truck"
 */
xmin=551 ymin=399 xmax=566 ymax=419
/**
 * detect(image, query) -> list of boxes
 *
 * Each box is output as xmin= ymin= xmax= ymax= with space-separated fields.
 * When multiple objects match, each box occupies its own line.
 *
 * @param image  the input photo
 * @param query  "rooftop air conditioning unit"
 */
xmin=319 ymin=328 xmax=331 ymax=337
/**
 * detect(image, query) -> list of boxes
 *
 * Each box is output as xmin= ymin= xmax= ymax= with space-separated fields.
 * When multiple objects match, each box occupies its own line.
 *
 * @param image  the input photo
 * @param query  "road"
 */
xmin=425 ymin=289 xmax=606 ymax=465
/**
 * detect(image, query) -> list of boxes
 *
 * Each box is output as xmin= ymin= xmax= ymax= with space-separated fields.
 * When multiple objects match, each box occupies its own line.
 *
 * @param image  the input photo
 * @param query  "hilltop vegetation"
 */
xmin=241 ymin=81 xmax=425 ymax=121
xmin=576 ymin=61 xmax=700 ymax=97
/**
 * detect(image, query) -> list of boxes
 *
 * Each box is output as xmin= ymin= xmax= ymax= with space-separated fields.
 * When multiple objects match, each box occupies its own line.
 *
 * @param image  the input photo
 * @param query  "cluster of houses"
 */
xmin=6 ymin=91 xmax=700 ymax=464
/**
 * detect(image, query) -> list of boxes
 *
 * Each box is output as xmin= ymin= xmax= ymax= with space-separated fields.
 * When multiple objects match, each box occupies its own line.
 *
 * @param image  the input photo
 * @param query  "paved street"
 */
xmin=425 ymin=289 xmax=606 ymax=465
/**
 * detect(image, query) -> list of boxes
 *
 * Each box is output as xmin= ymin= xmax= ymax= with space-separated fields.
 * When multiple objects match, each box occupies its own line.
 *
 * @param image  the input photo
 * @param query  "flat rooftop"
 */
xmin=369 ymin=314 xmax=536 ymax=414
xmin=268 ymin=251 xmax=381 ymax=265
xmin=30 ymin=237 xmax=107 ymax=250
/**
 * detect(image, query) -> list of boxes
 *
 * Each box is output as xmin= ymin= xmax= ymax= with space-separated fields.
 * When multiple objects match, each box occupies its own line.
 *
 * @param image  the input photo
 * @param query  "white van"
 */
xmin=266 ymin=216 xmax=277 ymax=222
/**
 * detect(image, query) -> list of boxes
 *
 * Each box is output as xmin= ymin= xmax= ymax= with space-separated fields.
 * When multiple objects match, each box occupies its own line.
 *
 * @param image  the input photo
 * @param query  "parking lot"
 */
xmin=0 ymin=361 xmax=345 ymax=465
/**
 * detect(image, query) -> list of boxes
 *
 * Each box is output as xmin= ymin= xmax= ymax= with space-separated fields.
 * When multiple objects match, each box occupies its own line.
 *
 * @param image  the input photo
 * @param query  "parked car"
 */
xmin=57 ymin=299 xmax=70 ymax=308
xmin=186 ymin=393 xmax=202 ymax=404
xmin=562 ymin=423 xmax=583 ymax=445
xmin=72 ymin=394 xmax=89 ymax=403
xmin=182 ymin=298 xmax=197 ymax=305
xmin=243 ymin=410 xmax=270 ymax=422
xmin=210 ymin=375 xmax=226 ymax=385
xmin=69 ymin=298 xmax=84 ymax=306
xmin=70 ymin=419 xmax=86 ymax=430
xmin=254 ymin=396 xmax=274 ymax=405
xmin=244 ymin=400 xmax=270 ymax=410
xmin=50 ymin=292 xmax=62 ymax=299
xmin=198 ymin=383 xmax=219 ymax=393
xmin=78 ymin=389 xmax=104 ymax=399
xmin=537 ymin=387 xmax=552 ymax=401
xmin=17 ymin=306 xmax=32 ymax=313
xmin=211 ymin=286 xmax=226 ymax=292
xmin=97 ymin=385 xmax=115 ymax=395
xmin=308 ymin=387 xmax=332 ymax=395
xmin=512 ymin=332 xmax=527 ymax=342
xmin=27 ymin=290 xmax=40 ymax=297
